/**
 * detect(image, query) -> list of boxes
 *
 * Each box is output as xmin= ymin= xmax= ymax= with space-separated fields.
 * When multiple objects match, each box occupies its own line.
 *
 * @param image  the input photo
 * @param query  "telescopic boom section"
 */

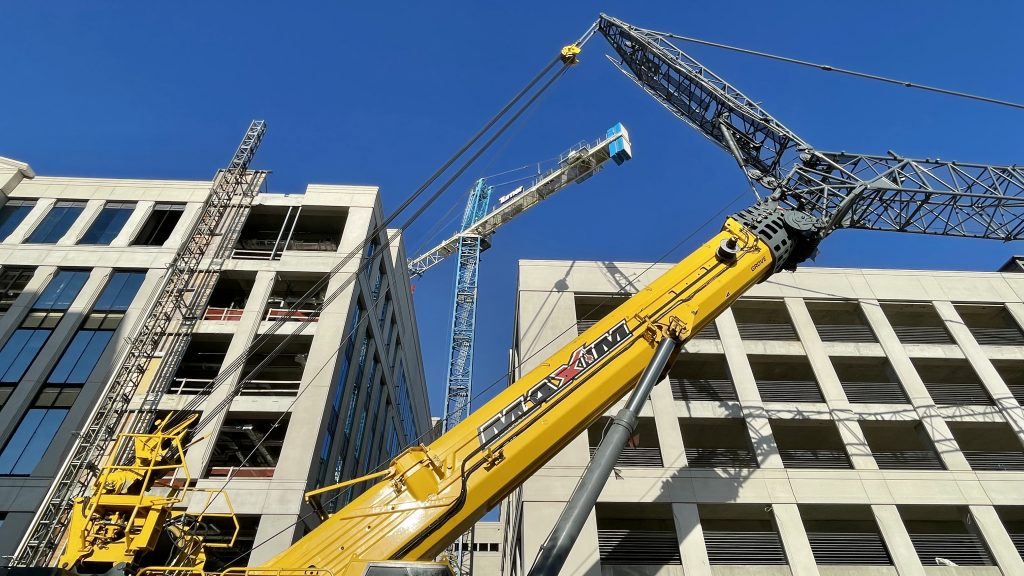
xmin=597 ymin=14 xmax=1024 ymax=243
xmin=259 ymin=218 xmax=776 ymax=576
xmin=407 ymin=123 xmax=632 ymax=277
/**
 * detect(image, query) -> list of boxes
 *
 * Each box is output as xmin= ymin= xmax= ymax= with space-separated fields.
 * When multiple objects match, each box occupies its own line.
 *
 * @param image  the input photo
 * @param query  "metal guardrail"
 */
xmin=840 ymin=380 xmax=909 ymax=404
xmin=756 ymin=380 xmax=824 ymax=403
xmin=779 ymin=449 xmax=852 ymax=469
xmin=670 ymin=378 xmax=738 ymax=402
xmin=923 ymin=382 xmax=994 ymax=405
xmin=908 ymin=533 xmax=994 ymax=566
xmin=264 ymin=307 xmax=320 ymax=322
xmin=204 ymin=307 xmax=244 ymax=321
xmin=962 ymin=450 xmax=1024 ymax=471
xmin=872 ymin=450 xmax=945 ymax=470
xmin=815 ymin=324 xmax=877 ymax=342
xmin=166 ymin=378 xmax=300 ymax=396
xmin=892 ymin=325 xmax=953 ymax=344
xmin=969 ymin=327 xmax=1024 ymax=346
xmin=737 ymin=322 xmax=799 ymax=341
xmin=685 ymin=448 xmax=757 ymax=468
xmin=597 ymin=530 xmax=681 ymax=565
xmin=703 ymin=531 xmax=787 ymax=565
xmin=590 ymin=446 xmax=663 ymax=468
xmin=807 ymin=532 xmax=892 ymax=565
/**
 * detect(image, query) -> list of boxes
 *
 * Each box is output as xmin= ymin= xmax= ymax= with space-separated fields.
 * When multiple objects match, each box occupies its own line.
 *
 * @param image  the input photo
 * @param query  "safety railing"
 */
xmin=237 ymin=379 xmax=301 ymax=396
xmin=1010 ymin=533 xmax=1024 ymax=560
xmin=779 ymin=449 xmax=852 ymax=469
xmin=806 ymin=532 xmax=892 ymax=565
xmin=264 ymin=307 xmax=320 ymax=322
xmin=597 ymin=530 xmax=681 ymax=565
xmin=872 ymin=450 xmax=945 ymax=470
xmin=1009 ymin=383 xmax=1024 ymax=404
xmin=691 ymin=322 xmax=719 ymax=339
xmin=892 ymin=325 xmax=953 ymax=344
xmin=908 ymin=533 xmax=994 ymax=566
xmin=590 ymin=446 xmax=663 ymax=468
xmin=703 ymin=531 xmax=787 ymax=565
xmin=207 ymin=466 xmax=276 ymax=478
xmin=756 ymin=380 xmax=824 ymax=403
xmin=204 ymin=307 xmax=244 ymax=321
xmin=815 ymin=324 xmax=877 ymax=343
xmin=166 ymin=377 xmax=214 ymax=395
xmin=923 ymin=382 xmax=994 ymax=405
xmin=962 ymin=450 xmax=1024 ymax=471
xmin=736 ymin=322 xmax=799 ymax=341
xmin=840 ymin=380 xmax=909 ymax=404
xmin=670 ymin=378 xmax=738 ymax=402
xmin=969 ymin=326 xmax=1024 ymax=346
xmin=685 ymin=448 xmax=757 ymax=468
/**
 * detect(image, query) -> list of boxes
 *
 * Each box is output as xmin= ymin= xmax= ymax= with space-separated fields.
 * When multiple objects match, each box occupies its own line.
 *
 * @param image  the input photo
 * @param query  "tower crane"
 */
xmin=10 ymin=14 xmax=1024 ymax=576
xmin=408 ymin=125 xmax=631 ymax=575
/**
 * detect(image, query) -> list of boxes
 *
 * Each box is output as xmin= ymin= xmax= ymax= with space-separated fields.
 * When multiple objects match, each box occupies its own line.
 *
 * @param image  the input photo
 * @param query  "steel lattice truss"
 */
xmin=598 ymin=14 xmax=1024 ymax=241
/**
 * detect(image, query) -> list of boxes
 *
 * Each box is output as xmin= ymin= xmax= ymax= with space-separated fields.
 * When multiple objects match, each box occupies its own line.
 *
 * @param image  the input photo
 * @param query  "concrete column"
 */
xmin=771 ymin=503 xmax=819 ymax=576
xmin=968 ymin=505 xmax=1024 ymax=574
xmin=672 ymin=503 xmax=711 ymax=576
xmin=859 ymin=298 xmax=973 ymax=471
xmin=935 ymin=300 xmax=1024 ymax=442
xmin=871 ymin=504 xmax=926 ymax=576
xmin=249 ymin=513 xmax=303 ymax=566
xmin=652 ymin=377 xmax=686 ymax=468
xmin=717 ymin=309 xmax=784 ymax=468
xmin=833 ymin=411 xmax=878 ymax=469
xmin=785 ymin=297 xmax=850 ymax=405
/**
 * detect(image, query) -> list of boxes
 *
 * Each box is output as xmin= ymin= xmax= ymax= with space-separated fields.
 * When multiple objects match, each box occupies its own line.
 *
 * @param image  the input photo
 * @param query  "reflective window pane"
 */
xmin=0 ymin=408 xmax=68 ymax=475
xmin=26 ymin=201 xmax=86 ymax=244
xmin=93 ymin=271 xmax=145 ymax=311
xmin=78 ymin=202 xmax=135 ymax=245
xmin=48 ymin=330 xmax=113 ymax=384
xmin=0 ymin=329 xmax=50 ymax=383
xmin=0 ymin=200 xmax=36 ymax=241
xmin=33 ymin=270 xmax=90 ymax=311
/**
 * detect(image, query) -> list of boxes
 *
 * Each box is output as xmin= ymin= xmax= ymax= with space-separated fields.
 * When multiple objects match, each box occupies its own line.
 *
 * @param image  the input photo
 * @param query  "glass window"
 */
xmin=47 ymin=330 xmax=114 ymax=384
xmin=0 ymin=267 xmax=35 ymax=315
xmin=26 ymin=201 xmax=86 ymax=244
xmin=33 ymin=270 xmax=90 ymax=311
xmin=0 ymin=386 xmax=79 ymax=475
xmin=132 ymin=203 xmax=185 ymax=246
xmin=78 ymin=202 xmax=135 ymax=245
xmin=93 ymin=271 xmax=145 ymax=311
xmin=0 ymin=329 xmax=51 ymax=383
xmin=0 ymin=200 xmax=36 ymax=241
xmin=0 ymin=386 xmax=14 ymax=407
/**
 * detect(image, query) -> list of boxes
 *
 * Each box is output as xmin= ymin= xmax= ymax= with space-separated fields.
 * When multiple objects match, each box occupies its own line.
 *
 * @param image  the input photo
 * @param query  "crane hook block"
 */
xmin=560 ymin=44 xmax=582 ymax=65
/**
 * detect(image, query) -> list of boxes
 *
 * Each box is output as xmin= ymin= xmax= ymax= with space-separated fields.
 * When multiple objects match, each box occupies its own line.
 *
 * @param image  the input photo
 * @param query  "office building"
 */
xmin=0 ymin=156 xmax=431 ymax=567
xmin=502 ymin=257 xmax=1024 ymax=576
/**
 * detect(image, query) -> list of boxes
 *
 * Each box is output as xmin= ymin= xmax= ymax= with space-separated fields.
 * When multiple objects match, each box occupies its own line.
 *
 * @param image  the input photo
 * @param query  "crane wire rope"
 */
xmin=173 ymin=57 xmax=577 ymax=540
xmin=161 ymin=52 xmax=571 ymax=432
xmin=653 ymin=31 xmax=1024 ymax=111
xmin=218 ymin=186 xmax=751 ymax=566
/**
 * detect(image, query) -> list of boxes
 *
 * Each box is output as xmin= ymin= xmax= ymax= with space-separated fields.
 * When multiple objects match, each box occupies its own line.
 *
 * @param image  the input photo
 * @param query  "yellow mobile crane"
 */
xmin=10 ymin=14 xmax=1024 ymax=576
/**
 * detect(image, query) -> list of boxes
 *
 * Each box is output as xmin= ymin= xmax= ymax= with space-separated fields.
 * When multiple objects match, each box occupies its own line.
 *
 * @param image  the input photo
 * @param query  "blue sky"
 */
xmin=4 ymin=2 xmax=1023 ymax=416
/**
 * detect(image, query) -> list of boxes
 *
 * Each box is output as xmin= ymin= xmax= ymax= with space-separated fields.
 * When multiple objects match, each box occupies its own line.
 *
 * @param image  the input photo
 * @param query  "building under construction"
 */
xmin=502 ymin=258 xmax=1024 ymax=575
xmin=0 ymin=154 xmax=432 ymax=566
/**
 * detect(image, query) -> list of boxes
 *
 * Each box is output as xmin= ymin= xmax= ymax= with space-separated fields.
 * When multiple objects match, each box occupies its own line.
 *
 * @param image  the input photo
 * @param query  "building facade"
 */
xmin=0 ymin=157 xmax=432 ymax=566
xmin=502 ymin=258 xmax=1024 ymax=576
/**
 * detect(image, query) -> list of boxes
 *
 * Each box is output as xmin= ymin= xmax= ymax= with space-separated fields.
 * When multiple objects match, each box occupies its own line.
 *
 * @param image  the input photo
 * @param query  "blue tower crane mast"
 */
xmin=443 ymin=178 xmax=493 ymax=433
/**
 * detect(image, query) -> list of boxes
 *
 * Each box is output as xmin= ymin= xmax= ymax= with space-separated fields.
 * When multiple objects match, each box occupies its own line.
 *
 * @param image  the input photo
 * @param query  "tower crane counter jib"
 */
xmin=9 ymin=13 xmax=1024 ymax=576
